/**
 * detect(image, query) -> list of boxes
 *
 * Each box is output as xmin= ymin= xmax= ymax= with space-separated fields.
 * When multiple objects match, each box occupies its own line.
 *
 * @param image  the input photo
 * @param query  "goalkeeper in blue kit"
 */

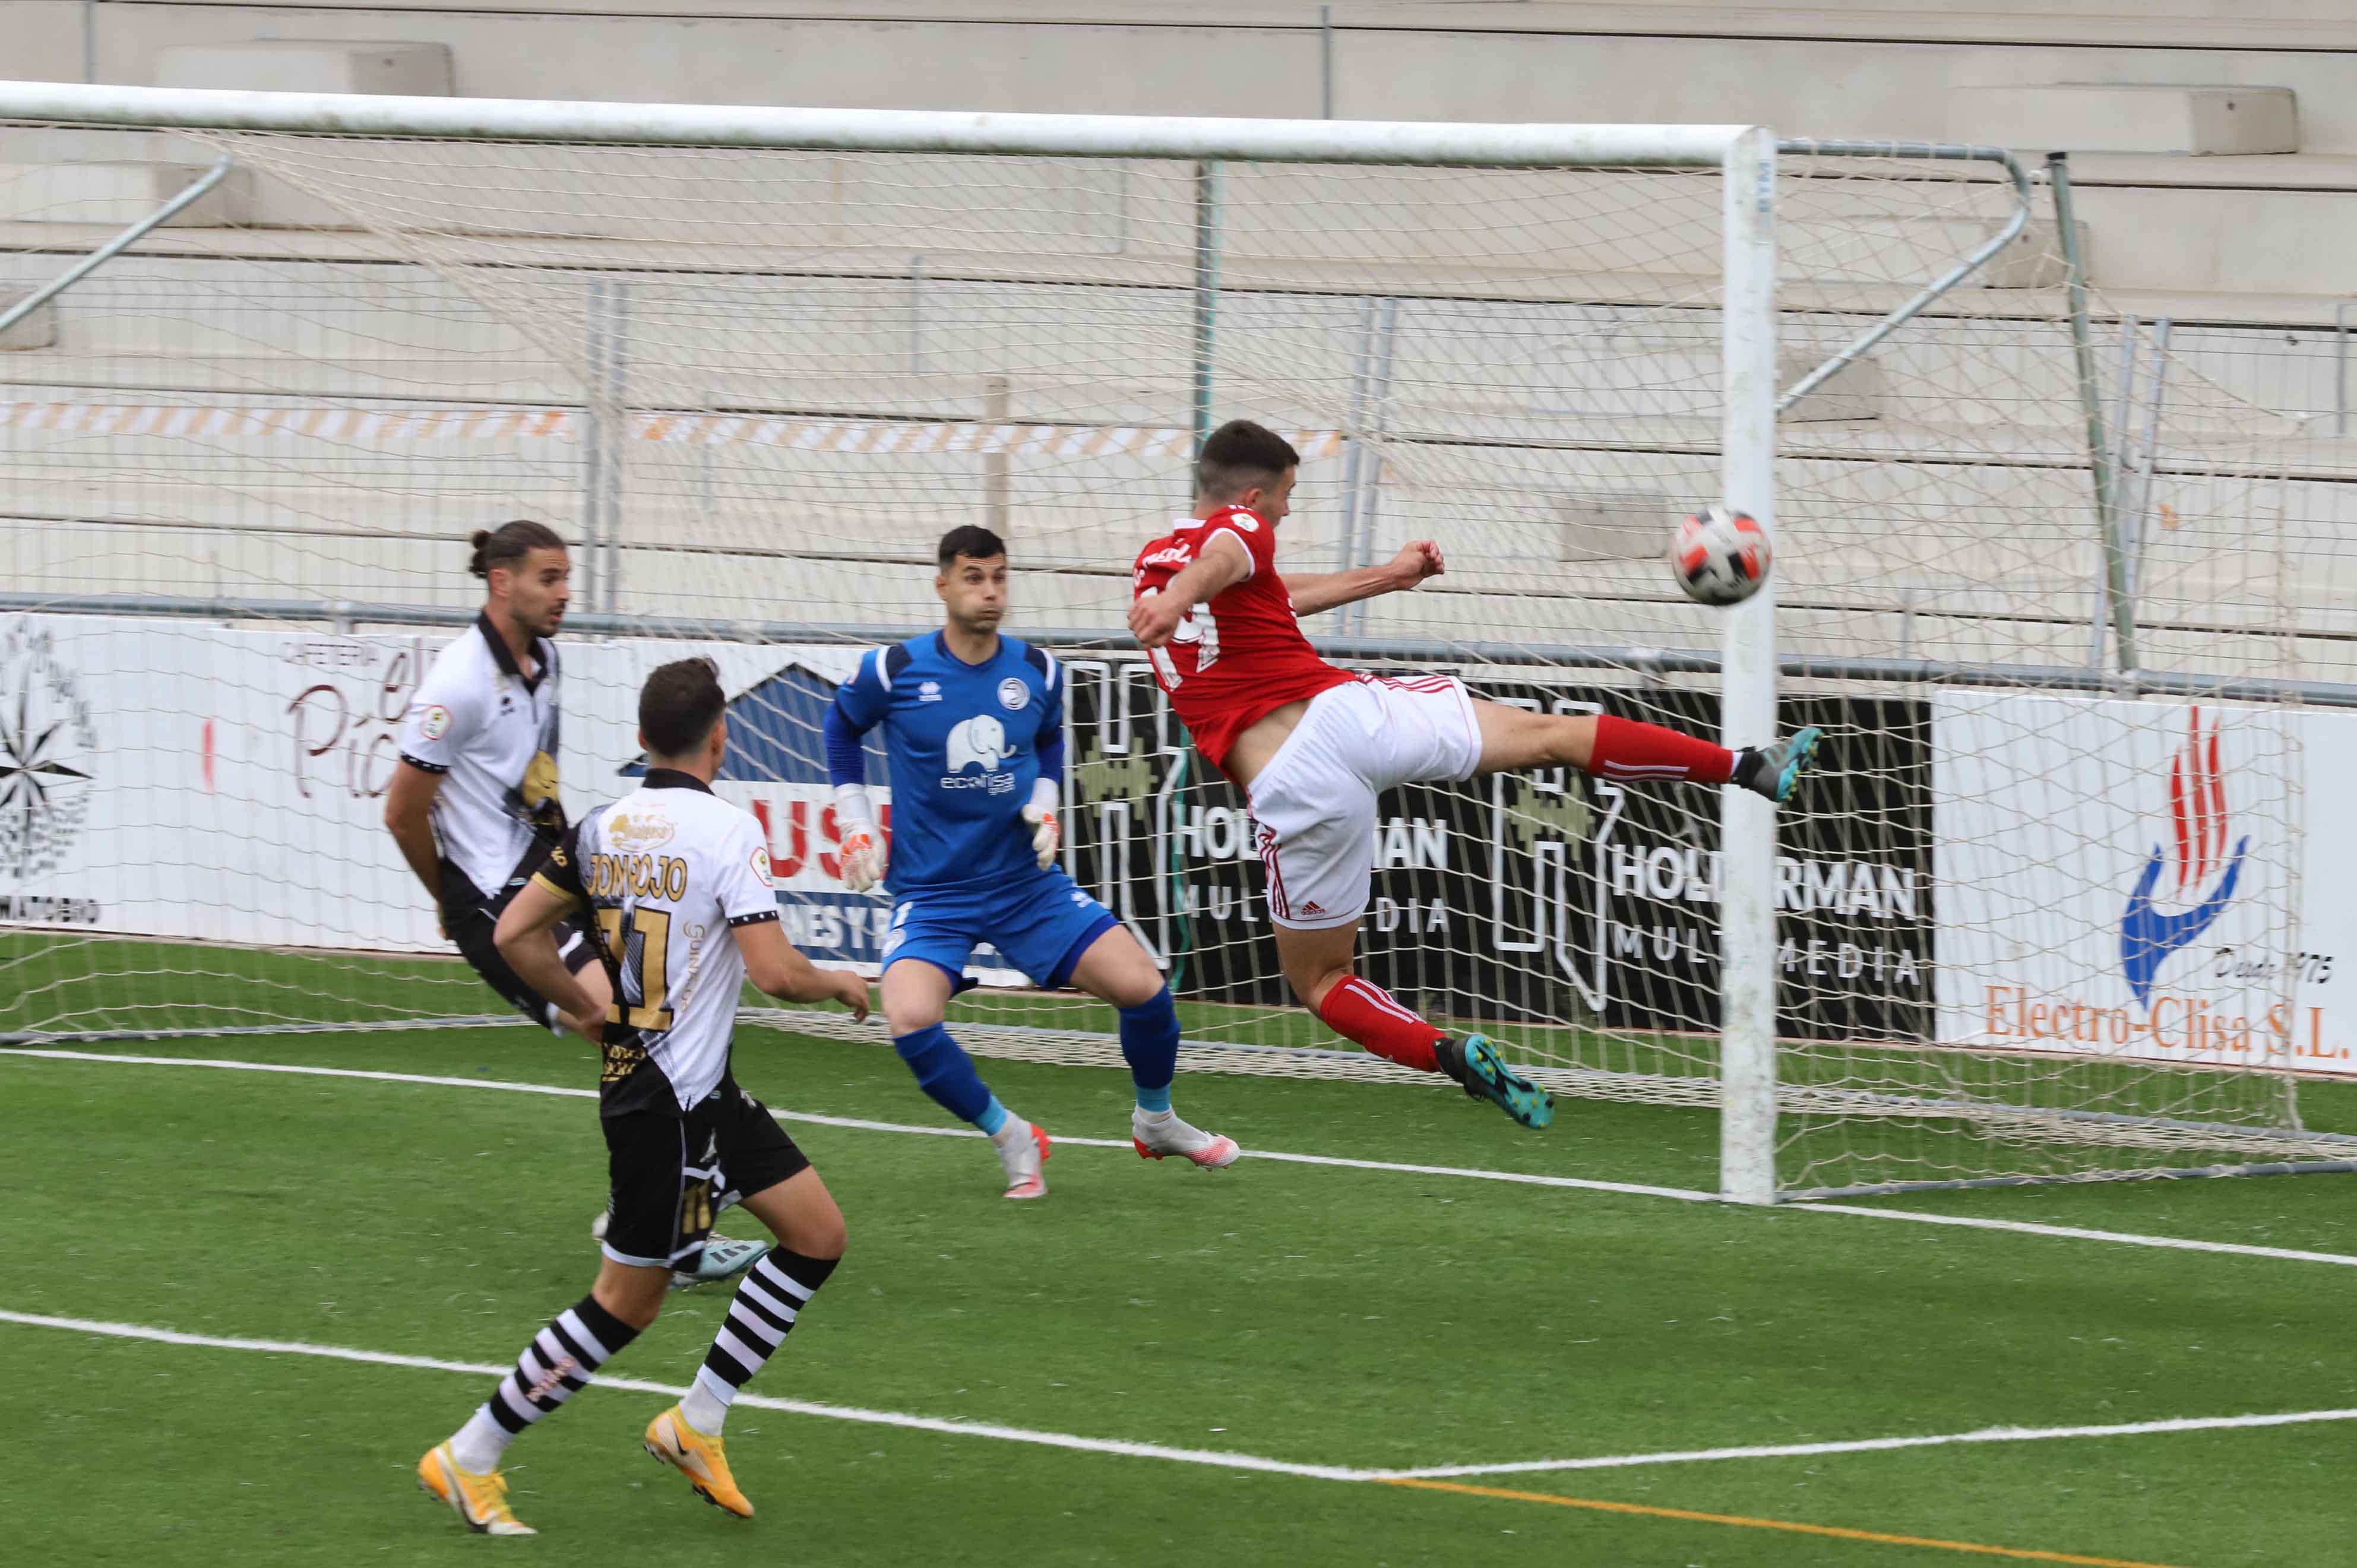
xmin=824 ymin=526 xmax=1236 ymax=1199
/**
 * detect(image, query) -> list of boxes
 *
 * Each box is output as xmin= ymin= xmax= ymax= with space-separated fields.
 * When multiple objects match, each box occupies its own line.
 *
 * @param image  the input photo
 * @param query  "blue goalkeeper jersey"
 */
xmin=824 ymin=631 xmax=1067 ymax=894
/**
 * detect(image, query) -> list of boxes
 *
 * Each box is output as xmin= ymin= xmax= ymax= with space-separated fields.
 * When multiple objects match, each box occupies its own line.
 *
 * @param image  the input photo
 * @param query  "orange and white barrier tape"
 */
xmin=0 ymin=401 xmax=1342 ymax=458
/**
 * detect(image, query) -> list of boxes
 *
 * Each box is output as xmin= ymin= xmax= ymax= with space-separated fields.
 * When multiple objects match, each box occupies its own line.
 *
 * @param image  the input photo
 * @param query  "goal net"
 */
xmin=3 ymin=87 xmax=2351 ymax=1198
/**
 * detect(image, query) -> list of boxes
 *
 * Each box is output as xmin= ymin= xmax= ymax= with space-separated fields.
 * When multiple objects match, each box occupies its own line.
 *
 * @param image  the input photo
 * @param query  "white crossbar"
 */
xmin=0 ymin=80 xmax=1746 ymax=167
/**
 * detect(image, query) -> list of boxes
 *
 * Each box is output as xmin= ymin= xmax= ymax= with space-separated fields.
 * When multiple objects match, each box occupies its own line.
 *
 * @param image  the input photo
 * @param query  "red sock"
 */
xmin=1586 ymin=714 xmax=1735 ymax=785
xmin=1316 ymin=977 xmax=1444 ymax=1074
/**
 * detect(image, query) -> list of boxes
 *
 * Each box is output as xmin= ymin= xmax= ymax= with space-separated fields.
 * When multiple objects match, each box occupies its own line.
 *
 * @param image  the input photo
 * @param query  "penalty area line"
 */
xmin=6 ymin=1046 xmax=2356 ymax=1268
xmin=0 ymin=1309 xmax=2247 ymax=1566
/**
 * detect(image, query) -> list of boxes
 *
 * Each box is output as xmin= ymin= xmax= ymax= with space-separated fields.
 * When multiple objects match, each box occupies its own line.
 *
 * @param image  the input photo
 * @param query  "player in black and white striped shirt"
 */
xmin=415 ymin=658 xmax=872 ymax=1535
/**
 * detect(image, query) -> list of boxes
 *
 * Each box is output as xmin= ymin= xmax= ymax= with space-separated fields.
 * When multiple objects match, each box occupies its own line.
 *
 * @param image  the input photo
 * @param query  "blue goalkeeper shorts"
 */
xmin=881 ymin=866 xmax=1121 ymax=992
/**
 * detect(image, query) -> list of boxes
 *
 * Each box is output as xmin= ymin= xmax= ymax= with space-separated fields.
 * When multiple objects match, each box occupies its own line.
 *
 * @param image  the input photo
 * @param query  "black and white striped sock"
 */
xmin=447 ymin=1294 xmax=641 ymax=1472
xmin=680 ymin=1249 xmax=840 ymax=1435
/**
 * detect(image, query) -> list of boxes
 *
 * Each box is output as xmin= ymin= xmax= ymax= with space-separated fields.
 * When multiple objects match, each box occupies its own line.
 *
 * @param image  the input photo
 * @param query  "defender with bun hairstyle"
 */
xmin=387 ymin=520 xmax=593 ymax=1029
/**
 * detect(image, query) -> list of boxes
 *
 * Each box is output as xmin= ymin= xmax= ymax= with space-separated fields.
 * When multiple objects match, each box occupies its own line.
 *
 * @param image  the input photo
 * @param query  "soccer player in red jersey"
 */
xmin=1129 ymin=420 xmax=1821 ymax=1127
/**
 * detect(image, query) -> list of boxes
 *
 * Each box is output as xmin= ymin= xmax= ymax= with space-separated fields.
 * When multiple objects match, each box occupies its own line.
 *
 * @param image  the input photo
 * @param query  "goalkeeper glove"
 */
xmin=834 ymin=785 xmax=887 ymax=892
xmin=839 ymin=823 xmax=886 ymax=892
xmin=1021 ymin=802 xmax=1061 ymax=870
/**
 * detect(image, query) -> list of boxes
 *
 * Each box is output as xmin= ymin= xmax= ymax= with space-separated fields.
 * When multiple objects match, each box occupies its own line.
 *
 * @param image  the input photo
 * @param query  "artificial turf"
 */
xmin=4 ymin=1020 xmax=2352 ymax=1566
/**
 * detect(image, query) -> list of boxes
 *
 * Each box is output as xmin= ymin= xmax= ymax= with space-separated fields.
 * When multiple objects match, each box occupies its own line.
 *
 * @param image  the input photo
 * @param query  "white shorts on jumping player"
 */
xmin=1246 ymin=675 xmax=1481 ymax=931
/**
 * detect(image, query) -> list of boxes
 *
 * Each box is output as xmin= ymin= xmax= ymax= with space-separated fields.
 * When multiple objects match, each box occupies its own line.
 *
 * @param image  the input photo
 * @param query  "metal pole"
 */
xmin=0 ymin=154 xmax=234 ymax=338
xmin=1717 ymin=127 xmax=1780 ymax=1206
xmin=2048 ymin=153 xmax=2135 ymax=674
xmin=1331 ymin=299 xmax=1375 ymax=601
xmin=1189 ymin=160 xmax=1222 ymax=476
xmin=2090 ymin=317 xmax=2140 ymax=671
xmin=1320 ymin=5 xmax=1335 ymax=120
xmin=602 ymin=281 xmax=630 ymax=615
xmin=985 ymin=374 xmax=1011 ymax=536
xmin=909 ymin=254 xmax=925 ymax=375
xmin=1347 ymin=297 xmax=1401 ymax=637
xmin=577 ymin=280 xmax=609 ymax=613
xmin=2336 ymin=301 xmax=2351 ymax=440
xmin=2125 ymin=319 xmax=2172 ymax=604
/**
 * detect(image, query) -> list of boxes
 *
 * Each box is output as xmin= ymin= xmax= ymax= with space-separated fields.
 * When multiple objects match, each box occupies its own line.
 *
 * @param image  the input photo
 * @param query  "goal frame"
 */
xmin=0 ymin=81 xmax=1783 ymax=1195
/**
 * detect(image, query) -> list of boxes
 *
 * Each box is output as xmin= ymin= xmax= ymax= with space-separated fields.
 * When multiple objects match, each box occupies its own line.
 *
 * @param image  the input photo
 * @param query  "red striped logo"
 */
xmin=1257 ymin=822 xmax=1289 ymax=920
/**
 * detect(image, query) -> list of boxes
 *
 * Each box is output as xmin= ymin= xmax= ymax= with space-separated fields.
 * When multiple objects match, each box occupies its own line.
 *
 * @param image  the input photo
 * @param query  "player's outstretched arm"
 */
xmin=492 ymin=874 xmax=604 ymax=1045
xmin=1283 ymin=540 xmax=1445 ymax=617
xmin=735 ymin=919 xmax=872 ymax=1021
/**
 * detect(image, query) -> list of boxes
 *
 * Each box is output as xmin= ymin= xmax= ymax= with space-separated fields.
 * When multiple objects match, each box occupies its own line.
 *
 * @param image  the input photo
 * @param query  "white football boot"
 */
xmin=992 ymin=1118 xmax=1052 ymax=1200
xmin=1131 ymin=1108 xmax=1241 ymax=1170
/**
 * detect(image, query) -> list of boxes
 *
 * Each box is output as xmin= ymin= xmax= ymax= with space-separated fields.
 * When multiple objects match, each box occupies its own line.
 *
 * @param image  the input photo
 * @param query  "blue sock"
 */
xmin=975 ymin=1097 xmax=1010 ymax=1137
xmin=892 ymin=1023 xmax=995 ymax=1127
xmin=1118 ymin=989 xmax=1181 ymax=1113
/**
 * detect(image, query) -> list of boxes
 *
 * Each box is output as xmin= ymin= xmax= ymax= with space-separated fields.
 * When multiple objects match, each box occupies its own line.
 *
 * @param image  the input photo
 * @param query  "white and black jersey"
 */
xmin=398 ymin=612 xmax=565 ymax=902
xmin=534 ymin=769 xmax=780 ymax=1117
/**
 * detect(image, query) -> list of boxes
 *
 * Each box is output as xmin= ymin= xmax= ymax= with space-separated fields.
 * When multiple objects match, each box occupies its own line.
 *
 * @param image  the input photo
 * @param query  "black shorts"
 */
xmin=442 ymin=856 xmax=598 ymax=1033
xmin=599 ymin=1079 xmax=810 ymax=1269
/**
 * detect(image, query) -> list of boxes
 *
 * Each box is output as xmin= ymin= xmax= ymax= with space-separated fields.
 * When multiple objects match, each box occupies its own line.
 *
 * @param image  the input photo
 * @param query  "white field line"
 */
xmin=6 ymin=1047 xmax=2354 ymax=1268
xmin=1389 ymin=1406 xmax=2357 ymax=1479
xmin=0 ymin=1309 xmax=1372 ymax=1481
xmin=8 ymin=1308 xmax=2356 ymax=1486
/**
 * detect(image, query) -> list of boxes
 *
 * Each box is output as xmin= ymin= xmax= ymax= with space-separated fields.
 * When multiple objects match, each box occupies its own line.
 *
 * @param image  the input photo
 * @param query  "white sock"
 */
xmin=448 ymin=1406 xmax=514 ymax=1474
xmin=989 ymin=1114 xmax=1033 ymax=1149
xmin=680 ymin=1366 xmax=733 ymax=1437
xmin=1135 ymin=1106 xmax=1177 ymax=1125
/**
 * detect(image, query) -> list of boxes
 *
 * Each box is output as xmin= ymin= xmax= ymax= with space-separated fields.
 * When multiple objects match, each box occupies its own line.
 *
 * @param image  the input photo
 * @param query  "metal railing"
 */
xmin=5 ymin=590 xmax=2352 ymax=708
xmin=1773 ymin=141 xmax=2035 ymax=416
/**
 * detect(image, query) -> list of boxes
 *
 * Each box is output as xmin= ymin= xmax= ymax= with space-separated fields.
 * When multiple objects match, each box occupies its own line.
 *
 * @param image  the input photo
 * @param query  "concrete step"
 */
xmin=151 ymin=41 xmax=454 ymax=97
xmin=108 ymin=2 xmax=2357 ymax=55
xmin=2064 ymin=180 xmax=2357 ymax=296
xmin=2058 ymin=153 xmax=2357 ymax=190
xmin=1950 ymin=85 xmax=2301 ymax=157
xmin=0 ymin=161 xmax=252 ymax=227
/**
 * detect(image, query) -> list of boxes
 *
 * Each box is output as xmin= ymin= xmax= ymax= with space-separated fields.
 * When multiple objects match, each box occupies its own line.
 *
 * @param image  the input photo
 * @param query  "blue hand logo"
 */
xmin=2119 ymin=708 xmax=2243 ymax=1009
xmin=2120 ymin=836 xmax=2245 ymax=1008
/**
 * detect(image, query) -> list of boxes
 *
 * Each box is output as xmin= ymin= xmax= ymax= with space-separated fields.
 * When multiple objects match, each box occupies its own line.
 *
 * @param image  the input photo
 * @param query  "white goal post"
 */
xmin=2 ymin=81 xmax=2350 ymax=1202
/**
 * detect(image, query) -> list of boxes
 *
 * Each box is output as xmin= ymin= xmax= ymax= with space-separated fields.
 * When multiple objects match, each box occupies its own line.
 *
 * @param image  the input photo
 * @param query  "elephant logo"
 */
xmin=946 ymin=715 xmax=1018 ymax=776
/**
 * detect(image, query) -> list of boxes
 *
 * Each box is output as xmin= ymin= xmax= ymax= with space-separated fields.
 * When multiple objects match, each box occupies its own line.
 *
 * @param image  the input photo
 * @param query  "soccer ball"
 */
xmin=1669 ymin=506 xmax=1770 ymax=606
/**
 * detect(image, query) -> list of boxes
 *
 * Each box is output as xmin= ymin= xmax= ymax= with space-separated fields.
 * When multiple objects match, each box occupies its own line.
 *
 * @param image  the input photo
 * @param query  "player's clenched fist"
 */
xmin=839 ymin=822 xmax=887 ymax=892
xmin=1127 ymin=587 xmax=1186 ymax=648
xmin=1021 ymin=802 xmax=1060 ymax=870
xmin=1389 ymin=539 xmax=1445 ymax=587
